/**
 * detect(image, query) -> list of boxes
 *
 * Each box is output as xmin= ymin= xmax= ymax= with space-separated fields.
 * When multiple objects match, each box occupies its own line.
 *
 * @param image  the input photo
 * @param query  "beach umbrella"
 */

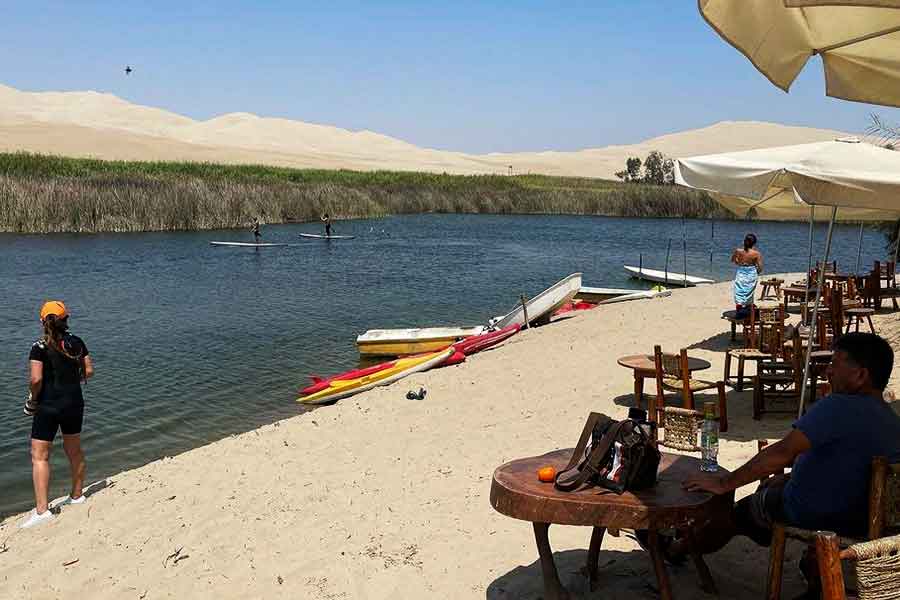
xmin=675 ymin=137 xmax=900 ymax=414
xmin=699 ymin=0 xmax=900 ymax=108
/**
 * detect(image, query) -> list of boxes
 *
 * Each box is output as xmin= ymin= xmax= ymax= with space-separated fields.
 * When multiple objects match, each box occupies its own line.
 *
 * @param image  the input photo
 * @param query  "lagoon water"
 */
xmin=0 ymin=214 xmax=889 ymax=515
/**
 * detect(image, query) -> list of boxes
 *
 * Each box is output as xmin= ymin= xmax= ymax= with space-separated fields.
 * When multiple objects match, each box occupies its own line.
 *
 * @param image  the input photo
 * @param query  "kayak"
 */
xmin=297 ymin=347 xmax=453 ymax=405
xmin=210 ymin=241 xmax=288 ymax=247
xmin=452 ymin=324 xmax=520 ymax=356
xmin=300 ymin=361 xmax=396 ymax=396
xmin=299 ymin=233 xmax=356 ymax=240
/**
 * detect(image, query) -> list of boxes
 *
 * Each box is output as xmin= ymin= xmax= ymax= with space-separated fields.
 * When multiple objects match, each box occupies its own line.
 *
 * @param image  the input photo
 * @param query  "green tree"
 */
xmin=642 ymin=151 xmax=666 ymax=185
xmin=615 ymin=156 xmax=643 ymax=182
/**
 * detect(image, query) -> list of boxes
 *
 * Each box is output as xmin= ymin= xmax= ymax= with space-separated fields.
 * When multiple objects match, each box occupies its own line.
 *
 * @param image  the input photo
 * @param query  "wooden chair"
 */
xmin=846 ymin=273 xmax=877 ymax=333
xmin=725 ymin=305 xmax=784 ymax=391
xmin=754 ymin=328 xmax=810 ymax=420
xmin=874 ymin=260 xmax=899 ymax=311
xmin=653 ymin=345 xmax=728 ymax=432
xmin=767 ymin=457 xmax=900 ymax=599
xmin=815 ymin=531 xmax=900 ymax=600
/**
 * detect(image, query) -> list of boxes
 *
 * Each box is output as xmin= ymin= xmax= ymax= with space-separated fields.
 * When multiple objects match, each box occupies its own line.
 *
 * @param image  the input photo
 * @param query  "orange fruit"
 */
xmin=537 ymin=466 xmax=556 ymax=483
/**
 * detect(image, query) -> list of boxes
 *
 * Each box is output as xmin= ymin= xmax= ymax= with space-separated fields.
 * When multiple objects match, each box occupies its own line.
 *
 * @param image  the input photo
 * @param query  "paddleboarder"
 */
xmin=21 ymin=301 xmax=94 ymax=529
xmin=321 ymin=213 xmax=332 ymax=238
xmin=251 ymin=218 xmax=261 ymax=243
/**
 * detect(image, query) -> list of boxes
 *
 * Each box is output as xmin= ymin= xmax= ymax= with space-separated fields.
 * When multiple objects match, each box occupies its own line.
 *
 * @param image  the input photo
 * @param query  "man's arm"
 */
xmin=683 ymin=429 xmax=811 ymax=495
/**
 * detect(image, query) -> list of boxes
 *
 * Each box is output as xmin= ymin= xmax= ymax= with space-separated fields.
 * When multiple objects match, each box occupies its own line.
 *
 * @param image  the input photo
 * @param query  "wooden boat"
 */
xmin=298 ymin=347 xmax=454 ymax=405
xmin=623 ymin=266 xmax=714 ymax=287
xmin=356 ymin=326 xmax=485 ymax=357
xmin=492 ymin=273 xmax=582 ymax=329
xmin=598 ymin=289 xmax=672 ymax=304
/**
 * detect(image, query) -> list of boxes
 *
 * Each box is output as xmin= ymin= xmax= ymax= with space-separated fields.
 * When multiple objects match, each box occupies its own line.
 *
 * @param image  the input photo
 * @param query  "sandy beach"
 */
xmin=3 ymin=276 xmax=898 ymax=600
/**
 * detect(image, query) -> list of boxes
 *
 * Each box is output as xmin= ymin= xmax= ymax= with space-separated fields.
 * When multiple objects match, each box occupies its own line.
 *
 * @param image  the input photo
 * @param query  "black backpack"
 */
xmin=555 ymin=412 xmax=660 ymax=494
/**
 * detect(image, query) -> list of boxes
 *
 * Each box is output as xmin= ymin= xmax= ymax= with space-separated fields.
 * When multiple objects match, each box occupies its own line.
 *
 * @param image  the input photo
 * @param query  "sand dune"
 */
xmin=0 ymin=83 xmax=848 ymax=177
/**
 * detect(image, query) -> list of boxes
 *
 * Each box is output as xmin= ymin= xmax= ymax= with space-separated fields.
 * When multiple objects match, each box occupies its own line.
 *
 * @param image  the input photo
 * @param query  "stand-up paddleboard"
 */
xmin=210 ymin=241 xmax=288 ymax=247
xmin=299 ymin=233 xmax=356 ymax=240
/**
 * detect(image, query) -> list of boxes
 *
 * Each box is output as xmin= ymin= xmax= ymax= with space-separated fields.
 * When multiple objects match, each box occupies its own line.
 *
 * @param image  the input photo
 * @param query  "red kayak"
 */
xmin=300 ymin=361 xmax=396 ymax=396
xmin=453 ymin=323 xmax=521 ymax=356
xmin=553 ymin=300 xmax=598 ymax=316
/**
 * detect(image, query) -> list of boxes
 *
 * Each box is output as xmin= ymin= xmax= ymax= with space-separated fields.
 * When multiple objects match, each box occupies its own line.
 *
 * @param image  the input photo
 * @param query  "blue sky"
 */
xmin=2 ymin=1 xmax=899 ymax=153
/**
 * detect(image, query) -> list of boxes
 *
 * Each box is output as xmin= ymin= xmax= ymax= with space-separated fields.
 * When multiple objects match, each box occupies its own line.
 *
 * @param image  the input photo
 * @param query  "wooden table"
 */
xmin=782 ymin=286 xmax=815 ymax=312
xmin=491 ymin=450 xmax=733 ymax=599
xmin=617 ymin=354 xmax=710 ymax=408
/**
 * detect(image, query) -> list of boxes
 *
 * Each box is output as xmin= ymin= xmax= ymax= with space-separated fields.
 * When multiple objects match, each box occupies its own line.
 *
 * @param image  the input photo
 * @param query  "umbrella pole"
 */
xmin=855 ymin=222 xmax=864 ymax=275
xmin=804 ymin=205 xmax=814 ymax=324
xmin=799 ymin=206 xmax=838 ymax=418
xmin=665 ymin=239 xmax=671 ymax=285
xmin=893 ymin=220 xmax=900 ymax=267
xmin=683 ymin=215 xmax=688 ymax=287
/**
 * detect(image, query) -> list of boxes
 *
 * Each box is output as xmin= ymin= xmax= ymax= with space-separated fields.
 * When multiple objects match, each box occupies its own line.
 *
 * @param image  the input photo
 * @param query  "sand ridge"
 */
xmin=6 ymin=276 xmax=897 ymax=599
xmin=0 ymin=83 xmax=848 ymax=177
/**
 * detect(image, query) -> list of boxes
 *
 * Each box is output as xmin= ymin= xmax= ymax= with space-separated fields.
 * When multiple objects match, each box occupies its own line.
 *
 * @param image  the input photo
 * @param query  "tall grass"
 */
xmin=0 ymin=153 xmax=730 ymax=233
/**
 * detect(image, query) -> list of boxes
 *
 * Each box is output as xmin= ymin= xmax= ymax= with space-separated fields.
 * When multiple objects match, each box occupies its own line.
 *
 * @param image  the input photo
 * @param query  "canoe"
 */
xmin=356 ymin=326 xmax=485 ymax=357
xmin=596 ymin=289 xmax=672 ymax=305
xmin=492 ymin=273 xmax=582 ymax=329
xmin=299 ymin=233 xmax=355 ymax=240
xmin=623 ymin=266 xmax=714 ymax=287
xmin=210 ymin=241 xmax=288 ymax=247
xmin=298 ymin=347 xmax=454 ymax=405
xmin=300 ymin=362 xmax=396 ymax=396
xmin=452 ymin=324 xmax=520 ymax=356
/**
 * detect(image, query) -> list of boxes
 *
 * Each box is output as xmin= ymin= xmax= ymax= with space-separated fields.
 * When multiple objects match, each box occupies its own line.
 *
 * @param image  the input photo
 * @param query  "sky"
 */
xmin=2 ymin=1 xmax=899 ymax=154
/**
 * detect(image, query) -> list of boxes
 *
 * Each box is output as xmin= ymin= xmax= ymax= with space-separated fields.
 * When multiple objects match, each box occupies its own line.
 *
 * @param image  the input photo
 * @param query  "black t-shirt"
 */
xmin=29 ymin=335 xmax=88 ymax=410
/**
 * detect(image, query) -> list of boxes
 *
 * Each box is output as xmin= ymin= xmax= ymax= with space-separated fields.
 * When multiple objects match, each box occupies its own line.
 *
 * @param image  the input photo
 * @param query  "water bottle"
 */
xmin=700 ymin=401 xmax=719 ymax=472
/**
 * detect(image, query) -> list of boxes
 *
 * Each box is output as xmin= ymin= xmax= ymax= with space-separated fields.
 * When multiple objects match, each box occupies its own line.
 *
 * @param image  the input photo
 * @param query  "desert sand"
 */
xmin=0 ymin=83 xmax=849 ymax=178
xmin=3 ymin=276 xmax=897 ymax=599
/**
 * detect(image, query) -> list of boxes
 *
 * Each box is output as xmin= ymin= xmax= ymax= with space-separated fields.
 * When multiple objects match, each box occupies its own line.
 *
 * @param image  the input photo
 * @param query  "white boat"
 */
xmin=493 ymin=273 xmax=582 ymax=329
xmin=356 ymin=326 xmax=485 ymax=357
xmin=575 ymin=287 xmax=673 ymax=305
xmin=210 ymin=241 xmax=288 ymax=247
xmin=299 ymin=233 xmax=355 ymax=240
xmin=623 ymin=266 xmax=714 ymax=287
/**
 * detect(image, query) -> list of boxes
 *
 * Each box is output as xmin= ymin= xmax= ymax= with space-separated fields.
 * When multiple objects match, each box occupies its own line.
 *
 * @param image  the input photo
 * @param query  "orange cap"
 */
xmin=40 ymin=300 xmax=68 ymax=321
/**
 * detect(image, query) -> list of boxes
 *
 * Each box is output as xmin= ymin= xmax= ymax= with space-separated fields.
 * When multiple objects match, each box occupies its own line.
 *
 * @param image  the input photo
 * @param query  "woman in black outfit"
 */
xmin=21 ymin=300 xmax=94 ymax=529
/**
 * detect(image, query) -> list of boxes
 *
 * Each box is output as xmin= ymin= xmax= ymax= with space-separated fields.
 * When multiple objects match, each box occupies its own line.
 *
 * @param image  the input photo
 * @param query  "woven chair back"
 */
xmin=657 ymin=406 xmax=702 ymax=453
xmin=660 ymin=353 xmax=683 ymax=379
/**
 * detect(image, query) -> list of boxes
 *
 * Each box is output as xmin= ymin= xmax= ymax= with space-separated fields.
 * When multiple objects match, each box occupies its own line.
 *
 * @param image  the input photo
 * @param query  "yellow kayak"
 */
xmin=298 ymin=347 xmax=454 ymax=405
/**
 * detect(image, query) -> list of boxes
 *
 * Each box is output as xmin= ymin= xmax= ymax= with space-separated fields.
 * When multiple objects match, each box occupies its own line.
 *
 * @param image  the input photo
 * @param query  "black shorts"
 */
xmin=31 ymin=404 xmax=84 ymax=442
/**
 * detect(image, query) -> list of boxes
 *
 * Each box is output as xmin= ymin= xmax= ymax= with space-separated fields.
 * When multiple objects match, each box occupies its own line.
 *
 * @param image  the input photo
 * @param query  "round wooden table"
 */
xmin=491 ymin=449 xmax=733 ymax=599
xmin=617 ymin=354 xmax=711 ymax=408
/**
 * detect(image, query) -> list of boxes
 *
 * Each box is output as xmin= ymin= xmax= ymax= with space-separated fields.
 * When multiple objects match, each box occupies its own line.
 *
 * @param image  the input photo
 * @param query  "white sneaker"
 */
xmin=58 ymin=495 xmax=86 ymax=507
xmin=19 ymin=509 xmax=54 ymax=529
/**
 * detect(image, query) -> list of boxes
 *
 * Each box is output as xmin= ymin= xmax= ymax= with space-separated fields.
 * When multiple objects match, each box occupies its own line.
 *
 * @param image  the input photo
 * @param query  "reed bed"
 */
xmin=0 ymin=153 xmax=729 ymax=233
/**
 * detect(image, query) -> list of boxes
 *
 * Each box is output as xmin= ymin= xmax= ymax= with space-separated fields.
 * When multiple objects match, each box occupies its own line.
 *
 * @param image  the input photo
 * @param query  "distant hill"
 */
xmin=0 ymin=83 xmax=849 ymax=177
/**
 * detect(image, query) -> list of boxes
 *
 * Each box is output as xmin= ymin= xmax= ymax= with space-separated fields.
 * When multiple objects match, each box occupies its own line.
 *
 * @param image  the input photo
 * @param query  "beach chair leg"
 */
xmin=723 ymin=353 xmax=733 ymax=387
xmin=766 ymin=523 xmax=787 ymax=600
xmin=686 ymin=529 xmax=717 ymax=595
xmin=717 ymin=382 xmax=728 ymax=433
xmin=646 ymin=530 xmax=674 ymax=600
xmin=736 ymin=356 xmax=746 ymax=391
xmin=866 ymin=315 xmax=875 ymax=333
xmin=586 ymin=526 xmax=606 ymax=591
xmin=532 ymin=522 xmax=570 ymax=600
xmin=753 ymin=377 xmax=762 ymax=421
xmin=730 ymin=321 xmax=736 ymax=341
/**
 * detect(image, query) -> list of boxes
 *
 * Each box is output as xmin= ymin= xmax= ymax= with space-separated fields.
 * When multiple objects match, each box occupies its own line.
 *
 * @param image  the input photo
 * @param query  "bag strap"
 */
xmin=555 ymin=418 xmax=627 ymax=492
xmin=556 ymin=412 xmax=606 ymax=474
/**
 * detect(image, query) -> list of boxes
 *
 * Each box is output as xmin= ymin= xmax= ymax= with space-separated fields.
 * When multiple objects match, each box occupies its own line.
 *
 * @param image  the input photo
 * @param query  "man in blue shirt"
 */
xmin=680 ymin=332 xmax=900 ymax=593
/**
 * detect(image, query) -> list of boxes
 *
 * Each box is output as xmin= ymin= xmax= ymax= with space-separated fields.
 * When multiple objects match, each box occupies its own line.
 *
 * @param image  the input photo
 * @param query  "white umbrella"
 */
xmin=700 ymin=0 xmax=900 ymax=108
xmin=675 ymin=137 xmax=900 ymax=414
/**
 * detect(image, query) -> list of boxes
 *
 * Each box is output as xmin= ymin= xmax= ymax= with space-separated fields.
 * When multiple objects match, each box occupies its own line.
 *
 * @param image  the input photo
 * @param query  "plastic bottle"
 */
xmin=700 ymin=401 xmax=719 ymax=472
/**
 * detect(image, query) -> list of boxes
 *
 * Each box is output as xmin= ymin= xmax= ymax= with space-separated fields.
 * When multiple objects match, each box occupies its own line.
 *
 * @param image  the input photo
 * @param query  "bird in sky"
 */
xmin=124 ymin=66 xmax=133 ymax=75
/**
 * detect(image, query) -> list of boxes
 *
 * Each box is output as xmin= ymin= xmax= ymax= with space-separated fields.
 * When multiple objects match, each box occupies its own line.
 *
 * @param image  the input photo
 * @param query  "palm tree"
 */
xmin=866 ymin=114 xmax=900 ymax=256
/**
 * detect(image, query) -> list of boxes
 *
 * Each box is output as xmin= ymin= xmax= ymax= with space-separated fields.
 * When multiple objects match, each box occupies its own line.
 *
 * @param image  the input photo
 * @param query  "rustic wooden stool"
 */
xmin=759 ymin=277 xmax=784 ymax=300
xmin=844 ymin=307 xmax=876 ymax=333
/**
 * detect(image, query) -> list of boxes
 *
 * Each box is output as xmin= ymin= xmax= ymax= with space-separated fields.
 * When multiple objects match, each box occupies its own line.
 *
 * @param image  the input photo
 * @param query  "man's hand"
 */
xmin=682 ymin=472 xmax=730 ymax=495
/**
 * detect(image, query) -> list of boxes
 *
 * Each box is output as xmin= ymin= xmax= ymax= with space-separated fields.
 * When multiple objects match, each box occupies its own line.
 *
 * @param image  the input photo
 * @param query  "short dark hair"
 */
xmin=744 ymin=233 xmax=757 ymax=249
xmin=833 ymin=333 xmax=894 ymax=390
